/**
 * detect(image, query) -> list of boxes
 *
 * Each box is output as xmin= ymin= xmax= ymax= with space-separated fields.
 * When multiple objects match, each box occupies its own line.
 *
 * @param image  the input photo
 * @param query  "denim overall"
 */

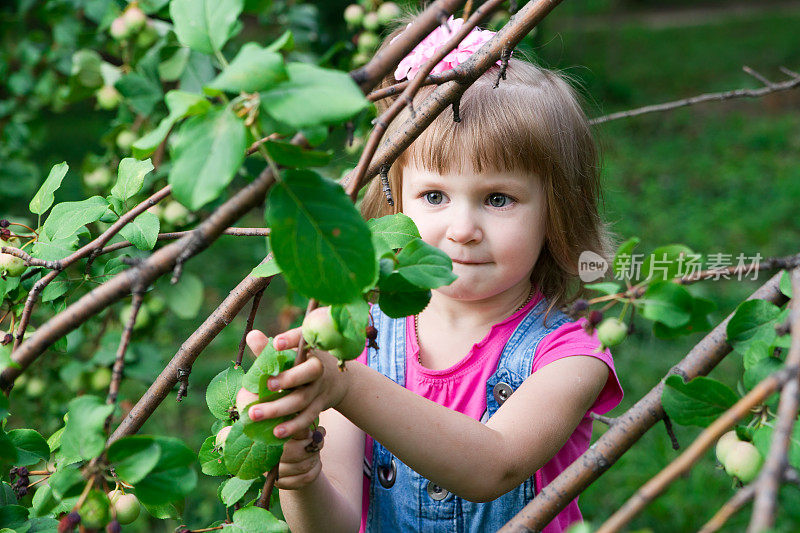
xmin=363 ymin=298 xmax=571 ymax=532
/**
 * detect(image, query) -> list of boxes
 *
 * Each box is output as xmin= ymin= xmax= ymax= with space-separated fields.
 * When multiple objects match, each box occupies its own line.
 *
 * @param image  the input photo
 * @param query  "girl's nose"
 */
xmin=446 ymin=211 xmax=482 ymax=244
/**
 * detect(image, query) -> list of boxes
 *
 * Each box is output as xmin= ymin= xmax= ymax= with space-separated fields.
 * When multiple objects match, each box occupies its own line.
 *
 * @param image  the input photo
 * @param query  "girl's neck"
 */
xmin=420 ymin=282 xmax=535 ymax=332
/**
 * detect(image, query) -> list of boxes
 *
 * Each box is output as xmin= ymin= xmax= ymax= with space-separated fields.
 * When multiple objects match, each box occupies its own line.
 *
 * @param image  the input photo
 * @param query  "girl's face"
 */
xmin=400 ymin=164 xmax=547 ymax=303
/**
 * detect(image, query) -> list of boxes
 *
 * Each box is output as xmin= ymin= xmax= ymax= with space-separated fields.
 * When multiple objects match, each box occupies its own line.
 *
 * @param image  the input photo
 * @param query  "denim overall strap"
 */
xmin=365 ymin=301 xmax=572 ymax=532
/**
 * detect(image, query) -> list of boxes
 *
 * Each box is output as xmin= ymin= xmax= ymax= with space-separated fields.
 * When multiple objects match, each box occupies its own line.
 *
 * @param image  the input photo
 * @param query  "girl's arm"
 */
xmin=254 ymin=332 xmax=610 ymax=503
xmin=278 ymin=408 xmax=364 ymax=533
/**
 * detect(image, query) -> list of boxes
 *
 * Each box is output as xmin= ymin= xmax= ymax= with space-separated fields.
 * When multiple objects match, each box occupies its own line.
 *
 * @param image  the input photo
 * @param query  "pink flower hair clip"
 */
xmin=392 ymin=16 xmax=504 ymax=82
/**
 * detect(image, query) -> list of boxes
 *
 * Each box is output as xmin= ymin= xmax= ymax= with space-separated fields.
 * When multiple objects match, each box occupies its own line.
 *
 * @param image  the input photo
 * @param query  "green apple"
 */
xmin=343 ymin=4 xmax=365 ymax=26
xmin=0 ymin=235 xmax=26 ymax=277
xmin=162 ymin=200 xmax=190 ymax=226
xmin=302 ymin=307 xmax=363 ymax=362
xmin=357 ymin=31 xmax=380 ymax=54
xmin=84 ymin=166 xmax=113 ymax=189
xmin=376 ymin=2 xmax=401 ymax=25
xmin=116 ymin=130 xmax=137 ymax=152
xmin=723 ymin=441 xmax=763 ymax=483
xmin=596 ymin=318 xmax=627 ymax=348
xmin=81 ymin=490 xmax=110 ymax=529
xmin=715 ymin=430 xmax=739 ymax=465
xmin=215 ymin=425 xmax=232 ymax=449
xmin=107 ymin=489 xmax=140 ymax=525
xmin=120 ymin=304 xmax=150 ymax=331
xmin=90 ymin=367 xmax=113 ymax=391
xmin=122 ymin=6 xmax=147 ymax=33
xmin=95 ymin=85 xmax=121 ymax=110
xmin=109 ymin=16 xmax=131 ymax=41
xmin=25 ymin=376 xmax=46 ymax=398
xmin=362 ymin=12 xmax=380 ymax=31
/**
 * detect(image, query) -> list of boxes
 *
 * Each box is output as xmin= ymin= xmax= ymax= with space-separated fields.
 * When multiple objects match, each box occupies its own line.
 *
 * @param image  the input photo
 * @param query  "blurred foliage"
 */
xmin=1 ymin=0 xmax=799 ymax=531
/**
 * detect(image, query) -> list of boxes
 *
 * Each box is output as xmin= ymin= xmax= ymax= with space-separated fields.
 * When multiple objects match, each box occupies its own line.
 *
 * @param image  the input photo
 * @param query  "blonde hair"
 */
xmin=360 ymin=22 xmax=619 ymax=326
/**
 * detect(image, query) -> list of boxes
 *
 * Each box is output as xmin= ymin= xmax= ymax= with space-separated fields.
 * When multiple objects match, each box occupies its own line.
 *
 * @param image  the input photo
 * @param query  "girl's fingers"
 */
xmin=272 ymin=398 xmax=326 ymax=439
xmin=273 ymin=326 xmax=303 ymax=351
xmin=280 ymin=429 xmax=325 ymax=463
xmin=248 ymin=381 xmax=319 ymax=422
xmin=245 ymin=329 xmax=269 ymax=358
xmin=276 ymin=457 xmax=322 ymax=490
xmin=265 ymin=356 xmax=323 ymax=392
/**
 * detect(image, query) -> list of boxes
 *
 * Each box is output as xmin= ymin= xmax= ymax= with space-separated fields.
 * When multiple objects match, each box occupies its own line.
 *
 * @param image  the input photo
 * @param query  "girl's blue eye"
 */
xmin=487 ymin=193 xmax=511 ymax=208
xmin=424 ymin=192 xmax=443 ymax=205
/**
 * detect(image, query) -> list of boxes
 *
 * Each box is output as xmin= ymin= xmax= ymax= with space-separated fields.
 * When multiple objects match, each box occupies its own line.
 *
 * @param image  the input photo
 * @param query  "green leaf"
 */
xmin=641 ymin=244 xmax=696 ymax=282
xmin=134 ymin=436 xmax=197 ymax=505
xmin=198 ymin=435 xmax=227 ymax=476
xmin=743 ymin=340 xmax=773 ymax=370
xmin=727 ymin=299 xmax=782 ymax=353
xmin=368 ymin=214 xmax=420 ymax=251
xmin=115 ymin=72 xmax=163 ymax=116
xmin=242 ymin=341 xmax=295 ymax=398
xmin=60 ymin=395 xmax=114 ymax=462
xmin=250 ymin=257 xmax=281 ymax=278
xmin=207 ymin=43 xmax=287 ymax=93
xmin=119 ymin=211 xmax=160 ymax=251
xmin=7 ymin=429 xmax=49 ymax=466
xmin=207 ymin=365 xmax=244 ymax=420
xmin=170 ymin=0 xmax=243 ymax=54
xmin=157 ymin=273 xmax=203 ymax=319
xmin=220 ymin=477 xmax=256 ymax=506
xmin=107 ymin=436 xmax=162 ymax=484
xmin=168 ymin=106 xmax=246 ymax=210
xmin=265 ymin=30 xmax=294 ymax=53
xmin=31 ymin=233 xmax=80 ymax=262
xmin=133 ymin=91 xmax=211 ymax=159
xmin=779 ymin=270 xmax=793 ymax=298
xmin=48 ymin=469 xmax=84 ymax=499
xmin=262 ymin=140 xmax=332 ymax=168
xmin=585 ymin=282 xmax=622 ymax=296
xmin=110 ymin=158 xmax=154 ymax=201
xmin=394 ymin=238 xmax=457 ymax=290
xmin=661 ymin=375 xmax=739 ymax=427
xmin=0 ymin=483 xmax=15 ymax=506
xmin=612 ymin=236 xmax=640 ymax=280
xmin=753 ymin=424 xmax=800 ymax=471
xmin=639 ymin=281 xmax=693 ymax=328
xmin=652 ymin=295 xmax=716 ymax=339
xmin=43 ymin=196 xmax=110 ymax=241
xmin=229 ymin=505 xmax=289 ymax=533
xmin=260 ymin=62 xmax=370 ymax=128
xmin=0 ymin=505 xmax=28 ymax=530
xmin=743 ymin=356 xmax=784 ymax=392
xmin=141 ymin=500 xmax=180 ymax=519
xmin=0 ymin=396 xmax=7 ymax=420
xmin=0 ymin=432 xmax=18 ymax=467
xmin=223 ymin=419 xmax=283 ymax=479
xmin=29 ymin=162 xmax=68 ymax=216
xmin=266 ymin=169 xmax=376 ymax=304
xmin=330 ymin=299 xmax=369 ymax=353
xmin=378 ymin=286 xmax=431 ymax=319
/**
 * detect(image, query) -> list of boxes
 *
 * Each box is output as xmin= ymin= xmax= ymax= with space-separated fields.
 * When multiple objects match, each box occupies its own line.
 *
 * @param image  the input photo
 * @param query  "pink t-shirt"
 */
xmin=355 ymin=293 xmax=624 ymax=532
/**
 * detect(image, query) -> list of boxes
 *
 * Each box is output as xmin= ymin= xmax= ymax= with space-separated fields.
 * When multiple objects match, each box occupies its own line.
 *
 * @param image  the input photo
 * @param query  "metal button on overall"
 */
xmin=493 ymin=382 xmax=513 ymax=405
xmin=378 ymin=458 xmax=397 ymax=489
xmin=426 ymin=481 xmax=449 ymax=501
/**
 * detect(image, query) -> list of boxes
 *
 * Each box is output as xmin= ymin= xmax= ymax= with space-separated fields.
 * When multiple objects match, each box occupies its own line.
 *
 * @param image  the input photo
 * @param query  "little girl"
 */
xmin=237 ymin=16 xmax=624 ymax=533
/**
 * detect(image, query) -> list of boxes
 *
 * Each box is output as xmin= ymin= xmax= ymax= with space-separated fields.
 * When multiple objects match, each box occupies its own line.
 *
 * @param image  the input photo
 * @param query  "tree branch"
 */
xmin=497 ymin=270 xmax=789 ymax=532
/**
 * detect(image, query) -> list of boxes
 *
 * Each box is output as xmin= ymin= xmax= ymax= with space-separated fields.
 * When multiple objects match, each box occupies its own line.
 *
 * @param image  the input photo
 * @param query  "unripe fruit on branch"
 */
xmin=357 ymin=31 xmax=380 ymax=53
xmin=25 ymin=376 xmax=46 ymax=398
xmin=376 ymin=2 xmax=401 ymax=25
xmin=116 ymin=130 xmax=137 ymax=152
xmin=162 ymin=200 xmax=191 ymax=226
xmin=596 ymin=318 xmax=627 ymax=349
xmin=715 ymin=430 xmax=739 ymax=465
xmin=109 ymin=17 xmax=130 ymax=40
xmin=122 ymin=6 xmax=147 ymax=33
xmin=81 ymin=490 xmax=111 ymax=529
xmin=0 ymin=235 xmax=26 ymax=278
xmin=344 ymin=4 xmax=364 ymax=26
xmin=120 ymin=304 xmax=150 ymax=331
xmin=90 ymin=367 xmax=113 ymax=391
xmin=723 ymin=441 xmax=763 ymax=483
xmin=95 ymin=85 xmax=121 ymax=110
xmin=302 ymin=307 xmax=363 ymax=362
xmin=107 ymin=490 xmax=140 ymax=524
xmin=84 ymin=167 xmax=113 ymax=189
xmin=362 ymin=12 xmax=380 ymax=31
xmin=215 ymin=425 xmax=232 ymax=449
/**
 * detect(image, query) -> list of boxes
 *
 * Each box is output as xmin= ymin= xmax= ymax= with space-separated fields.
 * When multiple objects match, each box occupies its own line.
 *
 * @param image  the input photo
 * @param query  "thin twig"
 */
xmin=748 ymin=268 xmax=800 ymax=532
xmin=236 ymin=286 xmax=266 ymax=367
xmin=590 ymin=72 xmax=800 ymax=125
xmin=97 ymin=228 xmax=269 ymax=255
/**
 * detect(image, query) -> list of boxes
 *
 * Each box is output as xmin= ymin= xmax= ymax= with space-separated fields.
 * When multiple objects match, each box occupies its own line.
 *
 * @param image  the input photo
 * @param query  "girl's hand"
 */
xmin=239 ymin=328 xmax=348 ymax=442
xmin=275 ymin=425 xmax=327 ymax=490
